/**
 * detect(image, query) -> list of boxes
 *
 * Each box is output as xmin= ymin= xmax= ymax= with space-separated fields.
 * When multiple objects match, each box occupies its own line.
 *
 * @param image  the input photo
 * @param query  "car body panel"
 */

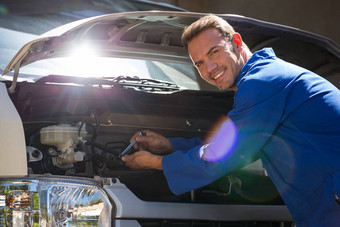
xmin=104 ymin=179 xmax=292 ymax=221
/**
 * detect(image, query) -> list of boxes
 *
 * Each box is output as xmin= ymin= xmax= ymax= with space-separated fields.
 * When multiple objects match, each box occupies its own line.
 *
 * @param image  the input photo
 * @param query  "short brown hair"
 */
xmin=181 ymin=15 xmax=236 ymax=49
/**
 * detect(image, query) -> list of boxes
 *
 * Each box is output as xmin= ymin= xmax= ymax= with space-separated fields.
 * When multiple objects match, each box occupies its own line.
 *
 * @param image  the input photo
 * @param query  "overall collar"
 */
xmin=236 ymin=47 xmax=276 ymax=86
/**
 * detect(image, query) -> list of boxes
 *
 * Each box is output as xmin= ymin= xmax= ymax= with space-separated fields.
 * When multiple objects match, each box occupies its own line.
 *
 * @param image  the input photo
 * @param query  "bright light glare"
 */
xmin=71 ymin=44 xmax=98 ymax=58
xmin=54 ymin=44 xmax=150 ymax=78
xmin=66 ymin=44 xmax=100 ymax=76
xmin=201 ymin=118 xmax=237 ymax=162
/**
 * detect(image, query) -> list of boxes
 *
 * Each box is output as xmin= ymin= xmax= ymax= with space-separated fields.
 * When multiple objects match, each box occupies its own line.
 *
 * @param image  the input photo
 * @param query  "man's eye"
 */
xmin=195 ymin=63 xmax=202 ymax=68
xmin=209 ymin=49 xmax=219 ymax=58
xmin=211 ymin=50 xmax=219 ymax=55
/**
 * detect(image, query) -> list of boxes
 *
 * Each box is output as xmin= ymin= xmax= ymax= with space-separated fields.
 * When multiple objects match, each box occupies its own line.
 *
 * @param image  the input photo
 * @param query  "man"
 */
xmin=122 ymin=15 xmax=340 ymax=226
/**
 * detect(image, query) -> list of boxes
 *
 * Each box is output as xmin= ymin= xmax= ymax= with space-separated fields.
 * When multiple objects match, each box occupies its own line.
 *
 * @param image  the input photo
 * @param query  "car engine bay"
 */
xmin=6 ymin=80 xmax=284 ymax=206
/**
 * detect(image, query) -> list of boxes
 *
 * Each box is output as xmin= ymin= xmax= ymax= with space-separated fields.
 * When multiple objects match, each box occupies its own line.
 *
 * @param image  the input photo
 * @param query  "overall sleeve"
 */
xmin=168 ymin=137 xmax=202 ymax=151
xmin=163 ymin=80 xmax=286 ymax=195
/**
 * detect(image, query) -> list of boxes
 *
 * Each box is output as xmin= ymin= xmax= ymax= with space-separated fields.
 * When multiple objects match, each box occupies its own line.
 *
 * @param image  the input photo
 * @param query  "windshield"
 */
xmin=0 ymin=2 xmax=211 ymax=92
xmin=0 ymin=23 xmax=215 ymax=91
xmin=3 ymin=55 xmax=205 ymax=90
xmin=0 ymin=9 xmax=220 ymax=92
xmin=0 ymin=27 xmax=211 ymax=91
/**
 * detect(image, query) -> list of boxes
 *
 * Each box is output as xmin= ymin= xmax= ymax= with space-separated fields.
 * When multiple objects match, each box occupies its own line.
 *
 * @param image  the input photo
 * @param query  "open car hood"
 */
xmin=2 ymin=11 xmax=340 ymax=90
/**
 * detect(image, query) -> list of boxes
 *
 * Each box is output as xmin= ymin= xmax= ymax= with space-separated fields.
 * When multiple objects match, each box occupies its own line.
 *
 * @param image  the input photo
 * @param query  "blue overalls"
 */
xmin=163 ymin=48 xmax=340 ymax=226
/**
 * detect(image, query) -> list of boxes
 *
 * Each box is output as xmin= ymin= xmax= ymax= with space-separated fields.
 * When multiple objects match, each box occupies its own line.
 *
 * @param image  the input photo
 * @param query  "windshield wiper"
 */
xmin=35 ymin=75 xmax=181 ymax=92
xmin=109 ymin=76 xmax=181 ymax=92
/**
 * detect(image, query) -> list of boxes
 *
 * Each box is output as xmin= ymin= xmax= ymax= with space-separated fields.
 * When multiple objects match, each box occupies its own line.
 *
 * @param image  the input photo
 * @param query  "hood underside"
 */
xmin=2 ymin=11 xmax=340 ymax=87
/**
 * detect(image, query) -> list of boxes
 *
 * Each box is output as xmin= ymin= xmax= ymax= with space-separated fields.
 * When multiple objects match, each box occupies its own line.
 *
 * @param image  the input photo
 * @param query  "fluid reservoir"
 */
xmin=40 ymin=124 xmax=87 ymax=152
xmin=0 ymin=83 xmax=27 ymax=176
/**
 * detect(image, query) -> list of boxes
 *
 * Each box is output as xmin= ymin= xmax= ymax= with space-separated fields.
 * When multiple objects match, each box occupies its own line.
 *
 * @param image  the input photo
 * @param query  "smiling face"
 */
xmin=188 ymin=28 xmax=249 ymax=91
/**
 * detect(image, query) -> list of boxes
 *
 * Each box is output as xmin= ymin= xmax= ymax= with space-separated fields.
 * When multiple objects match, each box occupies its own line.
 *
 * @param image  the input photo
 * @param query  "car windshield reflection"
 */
xmin=12 ymin=57 xmax=201 ymax=91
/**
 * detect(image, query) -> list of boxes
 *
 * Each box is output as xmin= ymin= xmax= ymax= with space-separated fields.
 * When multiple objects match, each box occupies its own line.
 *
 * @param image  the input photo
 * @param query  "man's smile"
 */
xmin=212 ymin=68 xmax=225 ymax=81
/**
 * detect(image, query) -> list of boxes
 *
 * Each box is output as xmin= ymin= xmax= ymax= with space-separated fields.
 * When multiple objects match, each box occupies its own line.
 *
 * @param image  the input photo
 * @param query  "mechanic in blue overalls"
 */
xmin=122 ymin=15 xmax=340 ymax=226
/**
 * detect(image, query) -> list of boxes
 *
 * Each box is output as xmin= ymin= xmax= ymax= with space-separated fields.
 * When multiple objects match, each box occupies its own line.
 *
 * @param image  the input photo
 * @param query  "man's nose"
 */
xmin=206 ymin=60 xmax=217 ymax=73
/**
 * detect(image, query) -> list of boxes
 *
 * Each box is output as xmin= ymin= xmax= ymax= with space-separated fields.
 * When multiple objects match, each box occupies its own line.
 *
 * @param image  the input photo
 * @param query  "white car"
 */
xmin=1 ymin=10 xmax=339 ymax=226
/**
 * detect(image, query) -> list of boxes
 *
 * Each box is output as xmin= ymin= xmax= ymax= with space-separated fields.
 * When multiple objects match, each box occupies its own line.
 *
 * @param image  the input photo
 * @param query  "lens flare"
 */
xmin=202 ymin=117 xmax=237 ymax=162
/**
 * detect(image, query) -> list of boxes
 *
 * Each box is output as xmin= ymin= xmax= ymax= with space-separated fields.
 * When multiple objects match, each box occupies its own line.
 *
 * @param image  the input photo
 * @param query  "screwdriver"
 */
xmin=119 ymin=130 xmax=146 ymax=157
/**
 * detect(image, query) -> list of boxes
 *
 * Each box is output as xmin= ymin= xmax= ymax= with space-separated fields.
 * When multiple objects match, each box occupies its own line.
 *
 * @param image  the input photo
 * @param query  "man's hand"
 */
xmin=130 ymin=130 xmax=174 ymax=155
xmin=121 ymin=151 xmax=163 ymax=170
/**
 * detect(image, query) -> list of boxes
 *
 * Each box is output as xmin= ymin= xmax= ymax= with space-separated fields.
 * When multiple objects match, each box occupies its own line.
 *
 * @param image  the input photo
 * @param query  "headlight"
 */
xmin=0 ymin=177 xmax=112 ymax=226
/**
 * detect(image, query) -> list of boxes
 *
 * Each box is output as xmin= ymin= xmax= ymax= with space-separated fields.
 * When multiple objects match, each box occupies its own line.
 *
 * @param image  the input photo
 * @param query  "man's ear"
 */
xmin=232 ymin=33 xmax=243 ymax=48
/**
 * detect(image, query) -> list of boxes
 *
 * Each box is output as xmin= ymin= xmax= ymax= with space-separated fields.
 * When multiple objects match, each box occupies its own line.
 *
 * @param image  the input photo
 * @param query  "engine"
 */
xmin=27 ymin=121 xmax=131 ymax=177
